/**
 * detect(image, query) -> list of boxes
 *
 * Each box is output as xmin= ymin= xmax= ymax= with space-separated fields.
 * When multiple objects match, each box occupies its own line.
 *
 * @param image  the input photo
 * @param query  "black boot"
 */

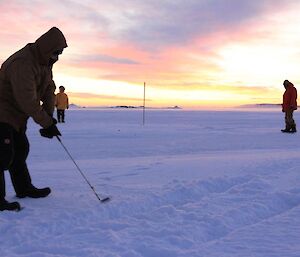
xmin=0 ymin=199 xmax=21 ymax=211
xmin=291 ymin=125 xmax=297 ymax=133
xmin=281 ymin=128 xmax=291 ymax=133
xmin=16 ymin=185 xmax=51 ymax=198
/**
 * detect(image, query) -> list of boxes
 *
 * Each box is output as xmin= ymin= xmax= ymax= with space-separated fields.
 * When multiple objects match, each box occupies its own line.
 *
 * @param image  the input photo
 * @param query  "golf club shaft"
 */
xmin=56 ymin=136 xmax=103 ymax=202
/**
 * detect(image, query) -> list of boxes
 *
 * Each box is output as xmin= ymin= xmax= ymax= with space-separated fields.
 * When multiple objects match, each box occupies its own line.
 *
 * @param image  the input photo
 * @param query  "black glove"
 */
xmin=40 ymin=123 xmax=61 ymax=139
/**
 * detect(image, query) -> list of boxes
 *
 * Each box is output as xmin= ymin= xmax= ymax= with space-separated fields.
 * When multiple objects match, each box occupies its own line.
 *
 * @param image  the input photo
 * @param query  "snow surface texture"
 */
xmin=1 ymin=109 xmax=300 ymax=257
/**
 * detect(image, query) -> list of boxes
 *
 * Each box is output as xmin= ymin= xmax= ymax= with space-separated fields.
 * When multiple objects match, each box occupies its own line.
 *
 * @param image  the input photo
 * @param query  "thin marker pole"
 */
xmin=143 ymin=82 xmax=146 ymax=125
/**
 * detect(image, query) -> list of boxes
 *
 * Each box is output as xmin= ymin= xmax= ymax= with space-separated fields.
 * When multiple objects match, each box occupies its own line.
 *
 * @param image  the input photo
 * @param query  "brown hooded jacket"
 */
xmin=0 ymin=27 xmax=67 ymax=131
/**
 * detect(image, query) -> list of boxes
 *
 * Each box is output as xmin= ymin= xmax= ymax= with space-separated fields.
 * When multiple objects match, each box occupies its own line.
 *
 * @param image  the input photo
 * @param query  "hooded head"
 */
xmin=35 ymin=27 xmax=67 ymax=66
xmin=283 ymin=80 xmax=294 ymax=89
xmin=59 ymin=85 xmax=65 ymax=92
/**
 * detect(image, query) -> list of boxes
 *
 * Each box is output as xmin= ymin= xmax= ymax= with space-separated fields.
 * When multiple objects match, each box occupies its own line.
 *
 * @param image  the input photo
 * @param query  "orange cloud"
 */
xmin=1 ymin=0 xmax=299 ymax=108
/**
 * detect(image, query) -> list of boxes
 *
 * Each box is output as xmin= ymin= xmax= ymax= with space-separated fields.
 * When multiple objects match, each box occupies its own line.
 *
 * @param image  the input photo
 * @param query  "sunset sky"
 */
xmin=1 ymin=0 xmax=300 ymax=108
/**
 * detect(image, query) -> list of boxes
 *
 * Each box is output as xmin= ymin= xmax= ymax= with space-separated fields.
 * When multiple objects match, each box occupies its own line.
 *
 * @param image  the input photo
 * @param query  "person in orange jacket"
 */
xmin=281 ymin=80 xmax=297 ymax=133
xmin=55 ymin=86 xmax=69 ymax=123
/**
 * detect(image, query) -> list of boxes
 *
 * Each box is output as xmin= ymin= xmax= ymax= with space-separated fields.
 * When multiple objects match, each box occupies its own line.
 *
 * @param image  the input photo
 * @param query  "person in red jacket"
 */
xmin=281 ymin=80 xmax=297 ymax=133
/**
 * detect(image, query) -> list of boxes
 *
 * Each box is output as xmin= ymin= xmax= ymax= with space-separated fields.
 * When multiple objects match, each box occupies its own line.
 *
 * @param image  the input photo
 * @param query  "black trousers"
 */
xmin=0 ymin=123 xmax=32 ymax=200
xmin=285 ymin=110 xmax=296 ymax=129
xmin=57 ymin=109 xmax=65 ymax=122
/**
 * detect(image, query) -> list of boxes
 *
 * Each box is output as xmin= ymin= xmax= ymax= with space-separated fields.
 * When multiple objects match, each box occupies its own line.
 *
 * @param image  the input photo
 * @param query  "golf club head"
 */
xmin=101 ymin=197 xmax=110 ymax=203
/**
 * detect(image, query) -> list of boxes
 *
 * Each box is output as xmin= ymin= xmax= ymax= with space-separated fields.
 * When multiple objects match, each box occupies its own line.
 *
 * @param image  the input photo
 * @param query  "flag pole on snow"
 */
xmin=143 ymin=82 xmax=146 ymax=126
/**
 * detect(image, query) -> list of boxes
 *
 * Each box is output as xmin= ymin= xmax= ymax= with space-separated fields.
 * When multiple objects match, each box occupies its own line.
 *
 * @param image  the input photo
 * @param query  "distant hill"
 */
xmin=111 ymin=105 xmax=139 ymax=109
xmin=69 ymin=103 xmax=82 ymax=109
xmin=68 ymin=104 xmax=183 ymax=110
xmin=166 ymin=105 xmax=182 ymax=109
xmin=110 ymin=105 xmax=182 ymax=109
xmin=239 ymin=104 xmax=281 ymax=108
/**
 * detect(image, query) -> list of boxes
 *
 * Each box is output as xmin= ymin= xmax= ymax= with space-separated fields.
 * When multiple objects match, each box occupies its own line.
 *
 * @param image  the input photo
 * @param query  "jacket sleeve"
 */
xmin=41 ymin=79 xmax=56 ymax=116
xmin=283 ymin=90 xmax=291 ymax=111
xmin=8 ymin=59 xmax=53 ymax=128
xmin=290 ymin=88 xmax=297 ymax=110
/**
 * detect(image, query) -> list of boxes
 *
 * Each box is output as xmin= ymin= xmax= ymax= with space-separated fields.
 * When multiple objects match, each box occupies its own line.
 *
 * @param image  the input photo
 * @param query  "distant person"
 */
xmin=0 ymin=27 xmax=67 ymax=211
xmin=281 ymin=80 xmax=297 ymax=133
xmin=55 ymin=86 xmax=69 ymax=123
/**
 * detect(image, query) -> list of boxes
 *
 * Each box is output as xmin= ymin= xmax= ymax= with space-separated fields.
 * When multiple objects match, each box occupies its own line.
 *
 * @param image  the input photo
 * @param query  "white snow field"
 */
xmin=1 ymin=108 xmax=300 ymax=257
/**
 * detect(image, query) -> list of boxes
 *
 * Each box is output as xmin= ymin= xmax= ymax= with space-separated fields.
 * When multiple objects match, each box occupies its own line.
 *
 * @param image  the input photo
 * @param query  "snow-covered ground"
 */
xmin=1 ymin=108 xmax=300 ymax=257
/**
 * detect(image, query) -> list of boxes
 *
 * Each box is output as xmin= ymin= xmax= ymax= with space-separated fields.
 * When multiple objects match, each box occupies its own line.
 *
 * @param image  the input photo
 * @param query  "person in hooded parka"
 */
xmin=281 ymin=80 xmax=297 ymax=133
xmin=0 ymin=27 xmax=68 ymax=211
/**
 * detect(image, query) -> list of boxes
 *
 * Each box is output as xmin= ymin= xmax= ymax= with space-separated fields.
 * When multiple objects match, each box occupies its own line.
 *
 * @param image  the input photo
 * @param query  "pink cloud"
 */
xmin=0 ymin=0 xmax=299 ymax=106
